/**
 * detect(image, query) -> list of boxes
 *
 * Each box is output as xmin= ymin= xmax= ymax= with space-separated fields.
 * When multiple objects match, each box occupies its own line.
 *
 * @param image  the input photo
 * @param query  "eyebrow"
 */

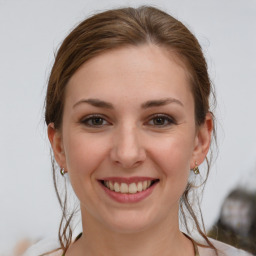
xmin=73 ymin=97 xmax=183 ymax=109
xmin=73 ymin=98 xmax=114 ymax=109
xmin=141 ymin=98 xmax=184 ymax=108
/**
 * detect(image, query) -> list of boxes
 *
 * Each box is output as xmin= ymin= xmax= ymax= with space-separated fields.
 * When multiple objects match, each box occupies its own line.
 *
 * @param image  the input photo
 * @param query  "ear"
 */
xmin=190 ymin=112 xmax=213 ymax=168
xmin=47 ymin=123 xmax=66 ymax=169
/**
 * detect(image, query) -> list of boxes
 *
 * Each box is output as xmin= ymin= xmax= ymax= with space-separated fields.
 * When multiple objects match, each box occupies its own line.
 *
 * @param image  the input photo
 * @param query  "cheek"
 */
xmin=147 ymin=133 xmax=195 ymax=193
xmin=143 ymin=134 xmax=195 ymax=214
xmin=150 ymin=135 xmax=194 ymax=173
xmin=63 ymin=132 xmax=109 ymax=192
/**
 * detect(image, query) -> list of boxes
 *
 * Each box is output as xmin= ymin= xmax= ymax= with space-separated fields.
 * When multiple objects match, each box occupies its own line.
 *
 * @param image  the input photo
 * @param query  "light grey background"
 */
xmin=1 ymin=0 xmax=256 ymax=254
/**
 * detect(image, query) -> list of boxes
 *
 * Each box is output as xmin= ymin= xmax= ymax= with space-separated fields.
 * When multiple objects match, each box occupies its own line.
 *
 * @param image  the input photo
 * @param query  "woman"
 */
xmin=25 ymin=6 xmax=253 ymax=256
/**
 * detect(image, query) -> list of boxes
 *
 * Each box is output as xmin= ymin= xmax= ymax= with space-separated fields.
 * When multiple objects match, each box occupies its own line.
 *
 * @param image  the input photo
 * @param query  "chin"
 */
xmin=101 ymin=210 xmax=158 ymax=234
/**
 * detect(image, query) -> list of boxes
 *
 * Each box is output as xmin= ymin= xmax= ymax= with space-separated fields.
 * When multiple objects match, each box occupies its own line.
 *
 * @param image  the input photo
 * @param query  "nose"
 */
xmin=110 ymin=124 xmax=146 ymax=169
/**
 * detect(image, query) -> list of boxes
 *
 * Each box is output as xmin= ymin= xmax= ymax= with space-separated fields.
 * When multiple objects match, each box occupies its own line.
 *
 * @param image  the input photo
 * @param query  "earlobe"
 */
xmin=191 ymin=113 xmax=213 ymax=167
xmin=47 ymin=123 xmax=66 ymax=168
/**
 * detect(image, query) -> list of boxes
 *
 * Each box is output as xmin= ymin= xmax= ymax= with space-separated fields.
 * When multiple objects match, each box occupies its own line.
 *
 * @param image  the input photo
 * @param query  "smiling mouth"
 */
xmin=100 ymin=179 xmax=159 ymax=194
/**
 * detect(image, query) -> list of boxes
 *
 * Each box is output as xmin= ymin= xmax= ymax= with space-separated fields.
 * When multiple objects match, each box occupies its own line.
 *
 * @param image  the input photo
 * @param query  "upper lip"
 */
xmin=99 ymin=176 xmax=158 ymax=184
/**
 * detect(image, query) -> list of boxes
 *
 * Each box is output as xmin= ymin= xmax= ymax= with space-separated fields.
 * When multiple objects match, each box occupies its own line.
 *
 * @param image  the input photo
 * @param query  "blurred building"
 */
xmin=208 ymin=189 xmax=256 ymax=255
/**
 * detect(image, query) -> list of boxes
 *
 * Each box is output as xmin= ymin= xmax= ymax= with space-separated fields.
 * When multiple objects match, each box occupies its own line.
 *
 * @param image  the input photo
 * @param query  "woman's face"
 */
xmin=49 ymin=44 xmax=212 ymax=233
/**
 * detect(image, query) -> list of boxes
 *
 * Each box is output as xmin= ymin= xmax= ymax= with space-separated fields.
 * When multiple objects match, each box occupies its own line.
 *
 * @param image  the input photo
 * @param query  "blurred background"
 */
xmin=0 ymin=0 xmax=256 ymax=255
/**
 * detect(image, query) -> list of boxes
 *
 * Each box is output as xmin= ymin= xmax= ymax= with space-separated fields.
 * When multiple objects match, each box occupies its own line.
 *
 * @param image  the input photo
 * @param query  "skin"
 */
xmin=48 ymin=44 xmax=213 ymax=256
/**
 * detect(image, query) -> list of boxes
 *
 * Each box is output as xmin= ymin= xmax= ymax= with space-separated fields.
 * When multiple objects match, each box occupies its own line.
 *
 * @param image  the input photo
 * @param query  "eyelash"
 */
xmin=80 ymin=114 xmax=110 ymax=128
xmin=146 ymin=114 xmax=176 ymax=127
xmin=80 ymin=114 xmax=176 ymax=128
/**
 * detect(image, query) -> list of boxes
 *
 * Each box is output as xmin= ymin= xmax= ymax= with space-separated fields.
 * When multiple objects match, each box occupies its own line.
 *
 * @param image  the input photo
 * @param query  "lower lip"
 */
xmin=99 ymin=182 xmax=158 ymax=203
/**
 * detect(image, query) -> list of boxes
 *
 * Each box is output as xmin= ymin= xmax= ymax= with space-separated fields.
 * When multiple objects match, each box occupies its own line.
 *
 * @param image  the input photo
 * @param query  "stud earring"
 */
xmin=193 ymin=162 xmax=200 ymax=175
xmin=60 ymin=168 xmax=66 ymax=176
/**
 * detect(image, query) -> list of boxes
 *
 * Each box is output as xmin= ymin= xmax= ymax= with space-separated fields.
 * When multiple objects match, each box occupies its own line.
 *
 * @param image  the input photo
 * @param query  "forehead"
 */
xmin=65 ymin=44 xmax=193 ymax=107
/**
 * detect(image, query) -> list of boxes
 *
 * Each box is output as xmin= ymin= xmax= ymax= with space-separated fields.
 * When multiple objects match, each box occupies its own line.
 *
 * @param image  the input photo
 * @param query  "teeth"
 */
xmin=114 ymin=182 xmax=120 ymax=192
xmin=104 ymin=181 xmax=109 ymax=189
xmin=103 ymin=180 xmax=154 ymax=194
xmin=109 ymin=181 xmax=114 ymax=190
xmin=142 ymin=181 xmax=148 ymax=190
xmin=137 ymin=182 xmax=143 ymax=192
xmin=128 ymin=183 xmax=137 ymax=194
xmin=120 ymin=183 xmax=128 ymax=193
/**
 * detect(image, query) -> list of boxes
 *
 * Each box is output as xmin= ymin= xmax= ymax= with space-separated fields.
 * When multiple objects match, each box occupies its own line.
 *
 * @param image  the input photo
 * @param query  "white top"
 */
xmin=23 ymin=237 xmax=254 ymax=256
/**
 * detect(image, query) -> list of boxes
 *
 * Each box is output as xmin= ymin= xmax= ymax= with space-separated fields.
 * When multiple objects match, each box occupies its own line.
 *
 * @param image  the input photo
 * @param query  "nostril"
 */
xmin=112 ymin=159 xmax=143 ymax=169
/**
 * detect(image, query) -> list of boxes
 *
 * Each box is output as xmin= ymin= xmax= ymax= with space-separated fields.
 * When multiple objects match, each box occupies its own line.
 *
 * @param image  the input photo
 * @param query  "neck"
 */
xmin=67 ymin=209 xmax=194 ymax=256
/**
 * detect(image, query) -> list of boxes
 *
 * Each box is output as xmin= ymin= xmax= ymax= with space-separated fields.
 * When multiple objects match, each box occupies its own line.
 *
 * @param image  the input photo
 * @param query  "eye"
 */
xmin=81 ymin=115 xmax=110 ymax=127
xmin=147 ymin=114 xmax=175 ymax=127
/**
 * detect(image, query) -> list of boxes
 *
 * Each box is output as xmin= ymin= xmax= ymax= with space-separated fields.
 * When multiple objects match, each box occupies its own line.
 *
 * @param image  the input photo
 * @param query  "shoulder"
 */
xmin=198 ymin=238 xmax=254 ymax=256
xmin=22 ymin=238 xmax=62 ymax=256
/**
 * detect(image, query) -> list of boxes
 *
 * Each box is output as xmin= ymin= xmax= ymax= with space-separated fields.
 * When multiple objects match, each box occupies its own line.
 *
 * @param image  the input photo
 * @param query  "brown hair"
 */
xmin=45 ymin=6 xmax=217 ymax=255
